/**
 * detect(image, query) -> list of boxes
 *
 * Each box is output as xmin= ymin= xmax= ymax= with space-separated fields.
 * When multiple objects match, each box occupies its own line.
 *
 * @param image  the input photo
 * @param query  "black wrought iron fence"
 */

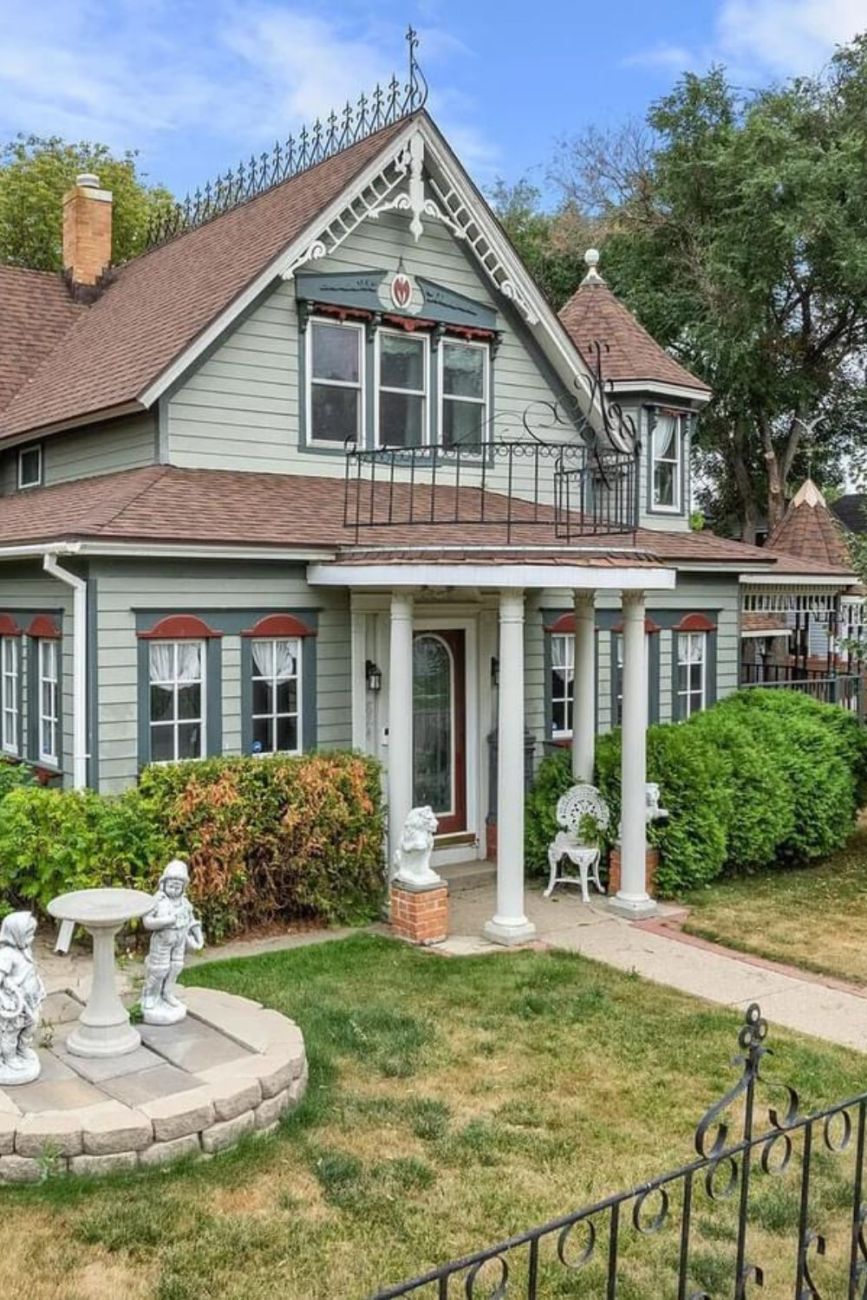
xmin=343 ymin=441 xmax=639 ymax=542
xmin=740 ymin=664 xmax=863 ymax=713
xmin=371 ymin=1004 xmax=867 ymax=1298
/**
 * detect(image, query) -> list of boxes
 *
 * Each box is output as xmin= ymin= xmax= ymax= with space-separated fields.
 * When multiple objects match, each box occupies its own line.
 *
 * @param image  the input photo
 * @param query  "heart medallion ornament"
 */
xmin=390 ymin=272 xmax=413 ymax=310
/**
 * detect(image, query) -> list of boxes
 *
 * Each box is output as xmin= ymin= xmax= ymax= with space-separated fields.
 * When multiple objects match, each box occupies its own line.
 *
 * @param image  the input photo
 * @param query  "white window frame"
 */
xmin=306 ymin=317 xmax=365 ymax=447
xmin=1 ymin=636 xmax=18 ymax=756
xmin=37 ymin=638 xmax=59 ymax=766
xmin=17 ymin=444 xmax=42 ymax=490
xmin=250 ymin=637 xmax=302 ymax=755
xmin=676 ymin=631 xmax=706 ymax=719
xmin=651 ymin=412 xmax=682 ymax=513
xmin=148 ymin=639 xmax=206 ymax=764
xmin=375 ymin=327 xmax=430 ymax=449
xmin=438 ymin=338 xmax=489 ymax=451
xmin=550 ymin=632 xmax=575 ymax=739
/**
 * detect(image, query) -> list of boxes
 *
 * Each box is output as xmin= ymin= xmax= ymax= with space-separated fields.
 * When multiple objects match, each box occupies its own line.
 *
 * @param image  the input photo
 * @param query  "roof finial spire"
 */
xmin=582 ymin=248 xmax=604 ymax=284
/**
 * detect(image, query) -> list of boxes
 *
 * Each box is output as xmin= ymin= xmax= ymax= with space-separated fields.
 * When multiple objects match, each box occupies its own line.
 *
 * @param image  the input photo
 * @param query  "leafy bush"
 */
xmin=525 ymin=689 xmax=864 ymax=898
xmin=0 ymin=752 xmax=385 ymax=942
xmin=0 ymin=786 xmax=167 ymax=911
xmin=138 ymin=751 xmax=385 ymax=940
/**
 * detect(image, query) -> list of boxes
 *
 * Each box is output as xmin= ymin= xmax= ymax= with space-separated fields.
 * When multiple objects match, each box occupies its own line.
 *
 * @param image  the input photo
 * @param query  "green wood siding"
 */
xmin=166 ymin=211 xmax=582 ymax=497
xmin=0 ymin=415 xmax=156 ymax=495
xmin=92 ymin=559 xmax=351 ymax=793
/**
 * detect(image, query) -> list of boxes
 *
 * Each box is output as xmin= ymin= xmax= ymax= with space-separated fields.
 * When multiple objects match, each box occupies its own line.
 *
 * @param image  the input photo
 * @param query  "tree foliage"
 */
xmin=515 ymin=37 xmax=867 ymax=538
xmin=0 ymin=135 xmax=175 ymax=271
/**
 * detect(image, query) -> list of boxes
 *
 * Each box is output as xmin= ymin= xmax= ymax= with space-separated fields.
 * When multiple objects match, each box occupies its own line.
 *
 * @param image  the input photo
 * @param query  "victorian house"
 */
xmin=0 ymin=46 xmax=856 ymax=940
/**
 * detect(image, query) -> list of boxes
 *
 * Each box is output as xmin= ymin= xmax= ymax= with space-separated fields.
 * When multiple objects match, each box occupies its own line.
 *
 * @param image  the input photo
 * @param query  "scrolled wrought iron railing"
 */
xmin=371 ymin=1004 xmax=867 ymax=1298
xmin=342 ymin=439 xmax=639 ymax=542
xmin=144 ymin=28 xmax=427 ymax=249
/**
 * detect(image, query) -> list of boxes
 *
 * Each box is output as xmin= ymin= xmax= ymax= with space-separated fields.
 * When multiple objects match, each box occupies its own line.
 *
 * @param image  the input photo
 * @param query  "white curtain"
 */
xmin=149 ymin=641 xmax=202 ymax=684
xmin=252 ymin=638 xmax=297 ymax=680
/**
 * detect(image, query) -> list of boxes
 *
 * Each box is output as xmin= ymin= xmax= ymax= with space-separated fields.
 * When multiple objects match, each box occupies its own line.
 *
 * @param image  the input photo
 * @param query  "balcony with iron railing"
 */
xmin=343 ymin=438 xmax=640 ymax=543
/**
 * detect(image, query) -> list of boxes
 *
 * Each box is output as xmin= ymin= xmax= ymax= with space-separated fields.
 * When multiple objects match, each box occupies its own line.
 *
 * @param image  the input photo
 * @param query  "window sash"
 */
xmin=1 ymin=637 xmax=18 ymax=755
xmin=550 ymin=633 xmax=575 ymax=738
xmin=376 ymin=329 xmax=429 ymax=448
xmin=676 ymin=632 xmax=706 ymax=717
xmin=440 ymin=340 xmax=488 ymax=450
xmin=651 ymin=414 xmax=681 ymax=510
xmin=38 ymin=638 xmax=58 ymax=764
xmin=148 ymin=640 xmax=206 ymax=763
xmin=308 ymin=319 xmax=363 ymax=444
xmin=250 ymin=637 xmax=301 ymax=755
xmin=18 ymin=446 xmax=42 ymax=489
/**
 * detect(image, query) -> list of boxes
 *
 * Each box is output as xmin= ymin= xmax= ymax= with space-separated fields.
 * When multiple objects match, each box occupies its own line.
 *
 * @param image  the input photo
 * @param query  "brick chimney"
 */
xmin=62 ymin=173 xmax=112 ymax=299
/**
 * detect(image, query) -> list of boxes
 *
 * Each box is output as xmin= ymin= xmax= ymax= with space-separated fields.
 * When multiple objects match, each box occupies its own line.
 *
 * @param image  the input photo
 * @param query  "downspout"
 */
xmin=42 ymin=552 xmax=87 ymax=789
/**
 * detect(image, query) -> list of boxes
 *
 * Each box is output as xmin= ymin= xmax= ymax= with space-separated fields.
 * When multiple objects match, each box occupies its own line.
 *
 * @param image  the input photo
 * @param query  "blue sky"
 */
xmin=0 ymin=0 xmax=863 ymax=203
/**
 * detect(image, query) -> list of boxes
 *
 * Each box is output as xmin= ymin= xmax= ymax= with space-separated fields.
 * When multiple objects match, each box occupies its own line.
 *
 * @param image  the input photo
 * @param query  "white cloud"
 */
xmin=625 ymin=0 xmax=865 ymax=81
xmin=0 ymin=0 xmax=497 ymax=188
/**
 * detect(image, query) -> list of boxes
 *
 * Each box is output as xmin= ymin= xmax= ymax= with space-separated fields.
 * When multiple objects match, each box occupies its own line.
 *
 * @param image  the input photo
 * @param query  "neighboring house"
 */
xmin=745 ymin=478 xmax=865 ymax=678
xmin=0 ymin=64 xmax=856 ymax=935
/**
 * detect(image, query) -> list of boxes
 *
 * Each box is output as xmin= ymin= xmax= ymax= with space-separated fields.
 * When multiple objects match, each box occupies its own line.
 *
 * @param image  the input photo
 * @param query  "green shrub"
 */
xmin=0 ymin=786 xmax=167 ymax=912
xmin=525 ymin=687 xmax=864 ymax=900
xmin=689 ymin=708 xmax=794 ymax=873
xmin=0 ymin=759 xmax=36 ymax=802
xmin=138 ymin=751 xmax=386 ymax=940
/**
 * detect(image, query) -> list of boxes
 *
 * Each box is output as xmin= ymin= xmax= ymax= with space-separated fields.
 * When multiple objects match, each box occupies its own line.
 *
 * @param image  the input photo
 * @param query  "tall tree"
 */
xmin=550 ymin=40 xmax=867 ymax=538
xmin=0 ymin=136 xmax=174 ymax=272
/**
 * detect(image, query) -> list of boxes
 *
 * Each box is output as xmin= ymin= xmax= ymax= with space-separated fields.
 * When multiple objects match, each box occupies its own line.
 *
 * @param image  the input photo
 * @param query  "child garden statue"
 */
xmin=0 ymin=912 xmax=46 ymax=1084
xmin=141 ymin=860 xmax=204 ymax=1025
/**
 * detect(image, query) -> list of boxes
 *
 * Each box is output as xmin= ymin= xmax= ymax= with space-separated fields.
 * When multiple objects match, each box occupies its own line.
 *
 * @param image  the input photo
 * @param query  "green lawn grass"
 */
xmin=682 ymin=826 xmax=867 ymax=986
xmin=3 ymin=934 xmax=867 ymax=1299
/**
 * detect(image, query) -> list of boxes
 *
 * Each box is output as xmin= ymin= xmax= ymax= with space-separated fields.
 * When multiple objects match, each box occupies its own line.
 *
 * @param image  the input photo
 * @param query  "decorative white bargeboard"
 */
xmin=545 ymin=784 xmax=610 ymax=903
xmin=392 ymin=806 xmax=442 ymax=890
xmin=142 ymin=859 xmax=205 ymax=1026
xmin=0 ymin=912 xmax=45 ymax=1085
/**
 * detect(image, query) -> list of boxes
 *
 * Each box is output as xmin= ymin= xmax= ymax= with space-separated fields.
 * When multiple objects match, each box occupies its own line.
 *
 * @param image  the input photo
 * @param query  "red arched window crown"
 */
xmin=241 ymin=614 xmax=315 ymax=639
xmin=27 ymin=614 xmax=60 ymax=639
xmin=673 ymin=613 xmax=715 ymax=633
xmin=546 ymin=613 xmax=576 ymax=634
xmin=611 ymin=617 xmax=661 ymax=635
xmin=138 ymin=614 xmax=222 ymax=641
xmin=0 ymin=615 xmax=21 ymax=637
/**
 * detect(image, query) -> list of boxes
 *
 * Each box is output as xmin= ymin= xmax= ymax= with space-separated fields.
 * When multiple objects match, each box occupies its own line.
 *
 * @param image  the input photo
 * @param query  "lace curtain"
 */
xmin=149 ymin=642 xmax=202 ymax=685
xmin=252 ymin=639 xmax=297 ymax=680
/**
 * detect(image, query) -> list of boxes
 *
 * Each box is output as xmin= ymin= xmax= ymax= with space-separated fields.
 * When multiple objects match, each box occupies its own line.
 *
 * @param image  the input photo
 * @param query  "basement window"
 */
xmin=18 ymin=445 xmax=42 ymax=490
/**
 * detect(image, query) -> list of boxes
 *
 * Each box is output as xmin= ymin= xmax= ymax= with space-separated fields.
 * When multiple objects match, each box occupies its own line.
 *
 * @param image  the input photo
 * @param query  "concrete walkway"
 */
xmin=444 ymin=880 xmax=867 ymax=1054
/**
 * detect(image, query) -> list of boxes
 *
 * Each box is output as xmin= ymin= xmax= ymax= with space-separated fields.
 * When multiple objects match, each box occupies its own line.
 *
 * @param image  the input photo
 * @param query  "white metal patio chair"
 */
xmin=545 ymin=783 xmax=610 ymax=902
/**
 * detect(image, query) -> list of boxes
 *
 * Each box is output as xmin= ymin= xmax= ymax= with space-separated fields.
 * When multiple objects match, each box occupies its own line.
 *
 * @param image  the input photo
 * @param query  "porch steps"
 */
xmin=439 ymin=860 xmax=496 ymax=892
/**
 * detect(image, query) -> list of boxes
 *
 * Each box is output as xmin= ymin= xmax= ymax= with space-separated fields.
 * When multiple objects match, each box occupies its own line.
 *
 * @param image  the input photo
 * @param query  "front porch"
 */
xmin=310 ymin=555 xmax=678 ymax=942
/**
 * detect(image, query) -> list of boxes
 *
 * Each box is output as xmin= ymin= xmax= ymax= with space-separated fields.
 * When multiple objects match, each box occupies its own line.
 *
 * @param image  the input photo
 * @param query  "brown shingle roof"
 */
xmin=0 ymin=465 xmax=852 ymax=581
xmin=766 ymin=479 xmax=854 ymax=572
xmin=0 ymin=118 xmax=411 ymax=439
xmin=558 ymin=275 xmax=710 ymax=395
xmin=0 ymin=267 xmax=84 ymax=414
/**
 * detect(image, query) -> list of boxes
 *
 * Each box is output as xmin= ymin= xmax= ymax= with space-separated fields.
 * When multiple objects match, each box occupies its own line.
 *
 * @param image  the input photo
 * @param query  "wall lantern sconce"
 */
xmin=366 ymin=659 xmax=383 ymax=693
xmin=490 ymin=656 xmax=500 ymax=687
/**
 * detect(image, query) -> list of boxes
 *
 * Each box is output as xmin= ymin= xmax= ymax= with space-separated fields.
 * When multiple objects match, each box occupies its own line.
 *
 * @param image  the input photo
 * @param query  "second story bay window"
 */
xmin=651 ymin=411 xmax=683 ymax=512
xmin=377 ymin=330 xmax=429 ymax=448
xmin=441 ymin=339 xmax=488 ymax=450
xmin=308 ymin=319 xmax=364 ymax=444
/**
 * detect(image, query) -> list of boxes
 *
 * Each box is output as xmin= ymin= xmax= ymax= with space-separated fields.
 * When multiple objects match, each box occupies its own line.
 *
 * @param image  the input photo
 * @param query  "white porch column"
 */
xmin=388 ymin=593 xmax=414 ymax=868
xmin=484 ymin=590 xmax=536 ymax=946
xmin=611 ymin=589 xmax=656 ymax=916
xmin=572 ymin=590 xmax=596 ymax=783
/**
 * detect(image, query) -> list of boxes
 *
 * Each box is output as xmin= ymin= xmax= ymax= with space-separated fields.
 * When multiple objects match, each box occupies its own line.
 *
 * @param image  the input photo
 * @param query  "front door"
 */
xmin=412 ymin=630 xmax=467 ymax=835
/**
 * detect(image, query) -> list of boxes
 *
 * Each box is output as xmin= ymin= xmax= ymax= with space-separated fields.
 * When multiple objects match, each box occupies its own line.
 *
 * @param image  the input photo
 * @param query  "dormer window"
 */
xmin=308 ymin=319 xmax=363 ymax=444
xmin=651 ymin=412 xmax=682 ymax=511
xmin=18 ymin=445 xmax=42 ymax=490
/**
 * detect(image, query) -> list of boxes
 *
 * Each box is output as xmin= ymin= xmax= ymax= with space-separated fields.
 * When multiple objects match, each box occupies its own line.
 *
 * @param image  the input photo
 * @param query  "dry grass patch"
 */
xmin=1 ymin=934 xmax=865 ymax=1298
xmin=683 ymin=826 xmax=867 ymax=984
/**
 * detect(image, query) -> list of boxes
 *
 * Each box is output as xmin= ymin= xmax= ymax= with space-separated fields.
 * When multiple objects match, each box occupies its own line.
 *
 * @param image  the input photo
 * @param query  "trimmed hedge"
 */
xmin=525 ymin=689 xmax=865 ymax=897
xmin=0 ymin=751 xmax=385 ymax=940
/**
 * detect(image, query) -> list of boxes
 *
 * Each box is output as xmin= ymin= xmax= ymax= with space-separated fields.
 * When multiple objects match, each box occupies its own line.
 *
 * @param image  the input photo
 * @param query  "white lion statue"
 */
xmin=392 ymin=805 xmax=441 ymax=889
